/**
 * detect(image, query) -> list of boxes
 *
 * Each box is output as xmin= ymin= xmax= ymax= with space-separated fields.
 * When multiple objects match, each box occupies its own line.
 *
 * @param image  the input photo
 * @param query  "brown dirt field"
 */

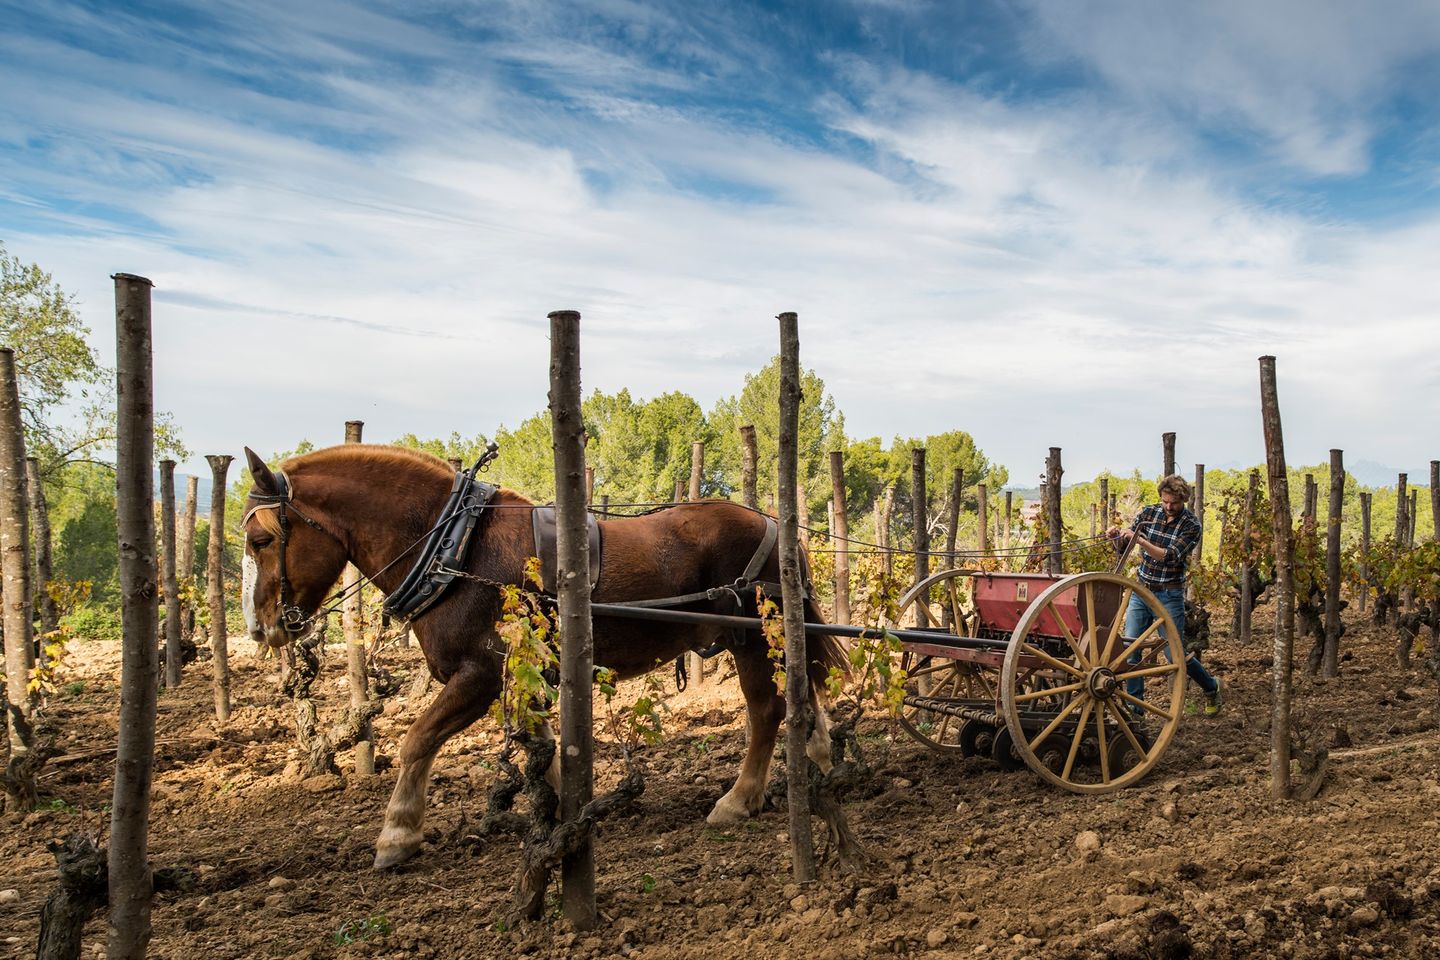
xmin=3 ymin=604 xmax=1439 ymax=960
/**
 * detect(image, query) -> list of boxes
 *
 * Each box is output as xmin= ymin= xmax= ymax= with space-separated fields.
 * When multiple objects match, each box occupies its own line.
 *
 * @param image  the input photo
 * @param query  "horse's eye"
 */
xmin=250 ymin=536 xmax=274 ymax=550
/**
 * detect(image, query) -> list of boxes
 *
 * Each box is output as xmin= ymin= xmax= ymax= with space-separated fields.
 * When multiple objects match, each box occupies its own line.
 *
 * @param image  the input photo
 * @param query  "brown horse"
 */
xmin=240 ymin=444 xmax=844 ymax=868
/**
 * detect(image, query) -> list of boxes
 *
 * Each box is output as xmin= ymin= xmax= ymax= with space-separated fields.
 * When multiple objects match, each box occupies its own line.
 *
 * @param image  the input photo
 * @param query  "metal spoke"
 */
xmin=1012 ymin=679 xmax=1086 ymax=704
xmin=1019 ymin=642 xmax=1087 ymax=679
xmin=1026 ymin=692 xmax=1088 ymax=752
xmin=1061 ymin=697 xmax=1095 ymax=781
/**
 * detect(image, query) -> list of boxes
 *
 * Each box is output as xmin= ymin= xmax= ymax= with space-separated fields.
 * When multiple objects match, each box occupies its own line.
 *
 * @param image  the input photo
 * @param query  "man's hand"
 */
xmin=1106 ymin=526 xmax=1131 ymax=542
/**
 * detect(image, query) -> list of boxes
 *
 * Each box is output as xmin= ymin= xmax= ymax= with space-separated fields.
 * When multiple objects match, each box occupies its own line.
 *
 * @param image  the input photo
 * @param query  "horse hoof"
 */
xmin=373 ymin=829 xmax=422 ymax=869
xmin=706 ymin=794 xmax=754 ymax=825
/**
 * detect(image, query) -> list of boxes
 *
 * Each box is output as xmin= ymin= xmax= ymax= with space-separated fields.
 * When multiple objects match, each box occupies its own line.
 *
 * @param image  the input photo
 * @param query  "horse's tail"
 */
xmin=803 ymin=596 xmax=850 ymax=696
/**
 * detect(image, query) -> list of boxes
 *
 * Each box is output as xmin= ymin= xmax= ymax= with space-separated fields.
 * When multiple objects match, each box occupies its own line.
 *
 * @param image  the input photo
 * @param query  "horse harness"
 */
xmin=243 ymin=469 xmax=347 ymax=635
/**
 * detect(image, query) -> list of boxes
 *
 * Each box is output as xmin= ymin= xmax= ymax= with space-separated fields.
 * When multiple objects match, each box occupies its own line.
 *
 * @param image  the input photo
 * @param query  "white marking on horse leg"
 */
xmin=708 ymin=709 xmax=779 ymax=824
xmin=374 ymin=752 xmax=436 ymax=869
xmin=241 ymin=552 xmax=258 ymax=635
xmin=807 ymin=699 xmax=834 ymax=774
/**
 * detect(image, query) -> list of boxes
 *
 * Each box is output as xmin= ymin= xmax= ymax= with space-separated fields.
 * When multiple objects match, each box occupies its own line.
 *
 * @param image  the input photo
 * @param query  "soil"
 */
xmin=3 ymin=604 xmax=1439 ymax=960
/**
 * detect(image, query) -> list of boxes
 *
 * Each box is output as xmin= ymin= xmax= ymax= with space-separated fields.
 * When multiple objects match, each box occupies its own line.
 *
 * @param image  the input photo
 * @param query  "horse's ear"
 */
xmin=244 ymin=447 xmax=278 ymax=494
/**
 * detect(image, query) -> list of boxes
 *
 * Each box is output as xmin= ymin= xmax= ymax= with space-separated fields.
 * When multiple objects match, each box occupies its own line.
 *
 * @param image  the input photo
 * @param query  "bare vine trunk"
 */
xmin=829 ymin=451 xmax=850 ymax=625
xmin=739 ymin=425 xmax=758 ymax=511
xmin=1162 ymin=432 xmax=1175 ymax=478
xmin=1259 ymin=356 xmax=1295 ymax=800
xmin=911 ymin=448 xmax=928 ymax=627
xmin=342 ymin=420 xmax=373 ymax=776
xmin=179 ymin=475 xmax=198 ymax=642
xmin=1319 ymin=450 xmax=1345 ymax=677
xmin=159 ymin=461 xmax=182 ymax=689
xmin=1045 ymin=448 xmax=1063 ymax=574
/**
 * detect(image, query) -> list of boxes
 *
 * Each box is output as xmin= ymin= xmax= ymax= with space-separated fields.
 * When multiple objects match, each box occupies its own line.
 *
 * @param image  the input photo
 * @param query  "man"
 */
xmin=1107 ymin=474 xmax=1222 ymax=717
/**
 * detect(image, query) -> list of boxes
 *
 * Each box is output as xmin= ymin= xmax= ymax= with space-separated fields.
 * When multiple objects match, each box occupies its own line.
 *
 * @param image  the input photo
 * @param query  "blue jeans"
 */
xmin=1124 ymin=587 xmax=1217 ymax=705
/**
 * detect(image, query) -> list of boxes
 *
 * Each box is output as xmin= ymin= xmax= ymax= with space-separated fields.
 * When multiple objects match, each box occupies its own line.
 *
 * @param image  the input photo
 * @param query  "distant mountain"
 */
xmin=1348 ymin=460 xmax=1418 ymax=489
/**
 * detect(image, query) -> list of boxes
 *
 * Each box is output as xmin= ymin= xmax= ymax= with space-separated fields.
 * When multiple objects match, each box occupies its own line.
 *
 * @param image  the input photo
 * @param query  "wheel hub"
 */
xmin=1086 ymin=666 xmax=1119 ymax=700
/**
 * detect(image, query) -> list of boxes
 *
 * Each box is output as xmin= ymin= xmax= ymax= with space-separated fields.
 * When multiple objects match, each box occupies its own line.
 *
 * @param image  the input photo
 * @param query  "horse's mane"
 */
xmin=282 ymin=443 xmax=455 ymax=479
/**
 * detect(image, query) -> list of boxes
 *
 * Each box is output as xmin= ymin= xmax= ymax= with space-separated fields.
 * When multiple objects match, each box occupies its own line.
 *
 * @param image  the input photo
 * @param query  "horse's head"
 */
xmin=241 ymin=447 xmax=349 ymax=649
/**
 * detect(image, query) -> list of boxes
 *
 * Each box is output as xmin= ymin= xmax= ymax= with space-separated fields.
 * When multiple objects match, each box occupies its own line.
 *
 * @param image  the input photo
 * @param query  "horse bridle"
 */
xmin=243 ymin=469 xmax=342 ymax=635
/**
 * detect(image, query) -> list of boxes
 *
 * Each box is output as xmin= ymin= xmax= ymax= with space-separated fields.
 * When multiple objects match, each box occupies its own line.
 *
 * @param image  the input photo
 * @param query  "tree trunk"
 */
xmin=1192 ymin=464 xmax=1205 ymax=581
xmin=549 ymin=309 xmax=596 ymax=929
xmin=1162 ymin=432 xmax=1175 ymax=478
xmin=109 ymin=272 xmax=158 ymax=960
xmin=1259 ymin=356 xmax=1295 ymax=801
xmin=829 ymin=451 xmax=850 ymax=625
xmin=739 ymin=425 xmax=758 ymax=511
xmin=179 ymin=475 xmax=198 ymax=642
xmin=26 ymin=456 xmax=59 ymax=637
xmin=1321 ymin=449 xmax=1344 ymax=678
xmin=342 ymin=420 xmax=373 ymax=776
xmin=1045 ymin=448 xmax=1063 ymax=575
xmin=584 ymin=466 xmax=594 ymax=505
xmin=1431 ymin=460 xmax=1439 ymax=542
xmin=206 ymin=454 xmax=234 ymax=722
xmin=0 ymin=347 xmax=38 ymax=813
xmin=940 ymin=467 xmax=960 ymax=630
xmin=911 ymin=448 xmax=928 ymax=627
xmin=1099 ymin=477 xmax=1109 ymax=530
xmin=1395 ymin=473 xmax=1409 ymax=542
xmin=1004 ymin=491 xmax=1012 ymax=550
xmin=977 ymin=482 xmax=989 ymax=555
xmin=879 ymin=486 xmax=894 ymax=579
xmin=159 ymin=460 xmax=183 ymax=690
xmin=777 ymin=311 xmax=815 ymax=883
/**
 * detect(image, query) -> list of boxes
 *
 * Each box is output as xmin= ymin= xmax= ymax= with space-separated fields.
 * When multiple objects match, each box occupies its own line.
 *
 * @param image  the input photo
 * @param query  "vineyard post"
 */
xmin=549 ymin=309 xmax=596 ymax=928
xmin=739 ymin=425 xmax=758 ymax=510
xmin=1099 ymin=477 xmax=1109 ymax=527
xmin=1259 ymin=355 xmax=1295 ymax=800
xmin=829 ymin=451 xmax=850 ymax=625
xmin=1003 ymin=490 xmax=1012 ymax=550
xmin=0 ymin=347 xmax=37 ymax=809
xmin=689 ymin=441 xmax=703 ymax=501
xmin=880 ymin=485 xmax=895 ymax=578
xmin=110 ymin=272 xmax=159 ymax=959
xmin=940 ymin=468 xmax=960 ymax=631
xmin=777 ymin=311 xmax=816 ymax=883
xmin=1303 ymin=474 xmax=1318 ymax=533
xmin=179 ymin=475 xmax=198 ymax=642
xmin=1045 ymin=448 xmax=1063 ymax=574
xmin=796 ymin=480 xmax=810 ymax=549
xmin=1322 ymin=449 xmax=1344 ymax=677
xmin=1408 ymin=490 xmax=1418 ymax=547
xmin=25 ymin=456 xmax=59 ymax=637
xmin=673 ymin=479 xmax=684 ymax=504
xmin=342 ymin=420 xmax=373 ymax=776
xmin=1162 ymin=432 xmax=1176 ymax=478
xmin=1431 ymin=460 xmax=1439 ymax=541
xmin=1089 ymin=502 xmax=1096 ymax=539
xmin=1301 ymin=474 xmax=1317 ymax=640
xmin=911 ymin=448 xmax=929 ymax=627
xmin=599 ymin=493 xmax=609 ymax=518
xmin=1240 ymin=470 xmax=1257 ymax=645
xmin=1193 ymin=464 xmax=1205 ymax=554
xmin=686 ymin=442 xmax=708 ymax=682
xmin=584 ymin=466 xmax=594 ymax=506
xmin=1108 ymin=492 xmax=1117 ymax=524
xmin=977 ymin=482 xmax=989 ymax=555
xmin=205 ymin=454 xmax=233 ymax=722
xmin=1395 ymin=474 xmax=1410 ymax=615
xmin=1358 ymin=492 xmax=1371 ymax=613
xmin=159 ymin=460 xmax=182 ymax=690
xmin=447 ymin=457 xmax=463 ymax=473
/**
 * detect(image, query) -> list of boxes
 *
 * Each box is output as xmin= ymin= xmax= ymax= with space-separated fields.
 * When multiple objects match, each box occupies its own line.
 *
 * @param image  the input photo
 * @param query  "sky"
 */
xmin=3 ymin=0 xmax=1438 ymax=488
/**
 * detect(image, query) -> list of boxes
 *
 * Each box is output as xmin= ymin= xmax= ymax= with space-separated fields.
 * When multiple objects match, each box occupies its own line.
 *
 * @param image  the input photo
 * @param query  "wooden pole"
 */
xmin=1240 ymin=470 xmax=1257 ymax=645
xmin=739 ymin=425 xmax=758 ymax=511
xmin=1259 ymin=356 xmax=1295 ymax=800
xmin=24 ymin=456 xmax=58 ymax=637
xmin=1431 ymin=460 xmax=1439 ymax=542
xmin=159 ymin=460 xmax=182 ymax=690
xmin=0 ymin=348 xmax=37 ymax=807
xmin=879 ymin=486 xmax=894 ymax=578
xmin=1358 ymin=492 xmax=1371 ymax=613
xmin=1395 ymin=473 xmax=1408 ymax=542
xmin=689 ymin=441 xmax=704 ymax=501
xmin=829 ymin=451 xmax=850 ymax=625
xmin=549 ymin=309 xmax=596 ymax=928
xmin=584 ymin=466 xmax=595 ymax=505
xmin=205 ymin=454 xmax=234 ymax=722
xmin=941 ymin=468 xmax=960 ymax=630
xmin=1162 ymin=432 xmax=1176 ymax=478
xmin=179 ymin=475 xmax=198 ymax=642
xmin=1408 ymin=491 xmax=1418 ymax=548
xmin=342 ymin=420 xmax=373 ymax=776
xmin=977 ymin=483 xmax=989 ymax=555
xmin=1099 ymin=477 xmax=1110 ymax=528
xmin=1045 ymin=448 xmax=1063 ymax=574
xmin=911 ymin=448 xmax=928 ymax=627
xmin=777 ymin=311 xmax=815 ymax=883
xmin=1003 ymin=490 xmax=1012 ymax=550
xmin=110 ymin=272 xmax=158 ymax=959
xmin=1321 ymin=449 xmax=1344 ymax=678
xmin=674 ymin=479 xmax=684 ymax=504
xmin=1193 ymin=464 xmax=1205 ymax=557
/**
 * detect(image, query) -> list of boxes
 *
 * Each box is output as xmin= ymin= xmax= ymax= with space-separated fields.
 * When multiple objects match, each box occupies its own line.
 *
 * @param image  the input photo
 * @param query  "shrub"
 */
xmin=61 ymin=604 xmax=123 ymax=643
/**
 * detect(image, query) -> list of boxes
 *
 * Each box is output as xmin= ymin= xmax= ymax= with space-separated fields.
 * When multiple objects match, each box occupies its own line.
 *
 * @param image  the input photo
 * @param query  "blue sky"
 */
xmin=3 ymin=0 xmax=1438 ymax=485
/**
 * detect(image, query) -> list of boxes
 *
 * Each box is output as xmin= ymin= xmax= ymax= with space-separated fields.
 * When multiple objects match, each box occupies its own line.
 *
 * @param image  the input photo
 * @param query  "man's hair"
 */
xmin=1158 ymin=474 xmax=1192 ymax=502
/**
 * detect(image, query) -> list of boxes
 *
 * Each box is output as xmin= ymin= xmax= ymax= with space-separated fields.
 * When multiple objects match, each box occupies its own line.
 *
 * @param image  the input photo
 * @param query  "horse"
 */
xmin=239 ymin=444 xmax=846 ymax=869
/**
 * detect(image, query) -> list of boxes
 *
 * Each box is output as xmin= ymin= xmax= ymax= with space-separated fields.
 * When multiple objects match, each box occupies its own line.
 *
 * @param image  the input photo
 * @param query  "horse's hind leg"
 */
xmin=708 ymin=642 xmax=785 ymax=824
xmin=374 ymin=664 xmax=497 ymax=869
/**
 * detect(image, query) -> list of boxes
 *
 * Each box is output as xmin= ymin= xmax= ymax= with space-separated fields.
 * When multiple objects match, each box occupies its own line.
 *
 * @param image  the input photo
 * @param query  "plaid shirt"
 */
xmin=1128 ymin=504 xmax=1201 ymax=588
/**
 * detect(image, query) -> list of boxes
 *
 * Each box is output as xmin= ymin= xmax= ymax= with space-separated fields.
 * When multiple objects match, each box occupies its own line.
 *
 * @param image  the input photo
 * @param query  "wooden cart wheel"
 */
xmin=893 ymin=568 xmax=993 ymax=754
xmin=999 ymin=571 xmax=1185 ymax=794
xmin=897 ymin=650 xmax=996 ymax=753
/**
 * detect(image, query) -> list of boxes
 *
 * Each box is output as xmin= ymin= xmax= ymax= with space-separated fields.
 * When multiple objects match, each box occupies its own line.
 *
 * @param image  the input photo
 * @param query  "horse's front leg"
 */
xmin=708 ymin=642 xmax=786 ymax=824
xmin=374 ymin=663 xmax=497 ymax=869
